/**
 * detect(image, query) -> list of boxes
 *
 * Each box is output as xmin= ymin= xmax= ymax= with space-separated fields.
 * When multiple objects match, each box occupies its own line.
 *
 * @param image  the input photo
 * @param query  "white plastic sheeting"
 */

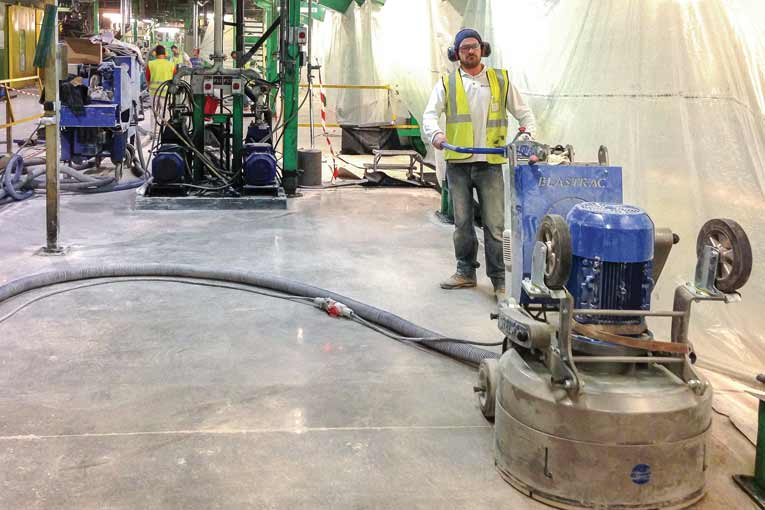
xmin=464 ymin=0 xmax=765 ymax=385
xmin=312 ymin=0 xmax=765 ymax=387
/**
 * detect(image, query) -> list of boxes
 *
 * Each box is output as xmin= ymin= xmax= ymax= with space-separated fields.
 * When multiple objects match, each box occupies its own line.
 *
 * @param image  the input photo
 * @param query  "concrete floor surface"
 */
xmin=0 ymin=187 xmax=758 ymax=509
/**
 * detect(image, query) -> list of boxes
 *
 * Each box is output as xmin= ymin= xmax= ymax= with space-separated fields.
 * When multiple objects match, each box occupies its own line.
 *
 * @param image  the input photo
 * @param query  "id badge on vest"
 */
xmin=491 ymin=101 xmax=500 ymax=113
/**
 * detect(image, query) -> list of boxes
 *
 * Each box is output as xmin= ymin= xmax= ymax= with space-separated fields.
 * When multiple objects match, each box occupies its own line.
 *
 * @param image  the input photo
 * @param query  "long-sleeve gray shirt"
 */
xmin=422 ymin=66 xmax=537 ymax=163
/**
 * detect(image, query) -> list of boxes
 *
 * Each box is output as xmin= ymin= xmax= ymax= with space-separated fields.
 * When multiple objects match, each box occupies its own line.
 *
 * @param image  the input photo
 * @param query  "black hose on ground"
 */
xmin=0 ymin=265 xmax=499 ymax=366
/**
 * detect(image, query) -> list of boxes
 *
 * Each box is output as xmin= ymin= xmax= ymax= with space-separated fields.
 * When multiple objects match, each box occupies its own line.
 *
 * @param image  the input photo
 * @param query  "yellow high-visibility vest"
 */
xmin=148 ymin=58 xmax=175 ymax=96
xmin=443 ymin=67 xmax=509 ymax=165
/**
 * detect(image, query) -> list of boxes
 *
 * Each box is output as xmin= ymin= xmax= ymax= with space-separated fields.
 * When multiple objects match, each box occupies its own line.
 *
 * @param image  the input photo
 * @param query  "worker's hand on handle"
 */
xmin=432 ymin=133 xmax=447 ymax=150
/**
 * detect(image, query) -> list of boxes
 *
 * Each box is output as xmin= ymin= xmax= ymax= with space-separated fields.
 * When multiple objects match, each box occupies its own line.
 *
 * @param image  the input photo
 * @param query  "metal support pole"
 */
xmin=93 ymin=0 xmax=99 ymax=32
xmin=265 ymin=3 xmax=278 ymax=110
xmin=733 ymin=393 xmax=765 ymax=508
xmin=306 ymin=0 xmax=314 ymax=148
xmin=281 ymin=0 xmax=300 ymax=195
xmin=232 ymin=0 xmax=243 ymax=176
xmin=42 ymin=9 xmax=64 ymax=255
xmin=192 ymin=94 xmax=205 ymax=182
xmin=756 ymin=399 xmax=765 ymax=487
xmin=213 ymin=0 xmax=223 ymax=62
xmin=120 ymin=0 xmax=125 ymax=39
xmin=192 ymin=1 xmax=199 ymax=49
xmin=235 ymin=0 xmax=243 ymax=66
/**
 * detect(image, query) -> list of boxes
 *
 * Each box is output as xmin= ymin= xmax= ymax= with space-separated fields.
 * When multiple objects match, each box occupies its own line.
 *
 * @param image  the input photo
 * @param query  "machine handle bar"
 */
xmin=441 ymin=142 xmax=506 ymax=155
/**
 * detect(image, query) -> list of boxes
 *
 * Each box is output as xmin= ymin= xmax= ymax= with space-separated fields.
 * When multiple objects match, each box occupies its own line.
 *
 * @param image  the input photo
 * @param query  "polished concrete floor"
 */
xmin=0 ymin=185 xmax=759 ymax=509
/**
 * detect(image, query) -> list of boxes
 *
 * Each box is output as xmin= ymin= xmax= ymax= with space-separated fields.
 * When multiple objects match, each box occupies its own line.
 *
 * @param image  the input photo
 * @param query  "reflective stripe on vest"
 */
xmin=148 ymin=58 xmax=175 ymax=95
xmin=443 ymin=67 xmax=509 ymax=164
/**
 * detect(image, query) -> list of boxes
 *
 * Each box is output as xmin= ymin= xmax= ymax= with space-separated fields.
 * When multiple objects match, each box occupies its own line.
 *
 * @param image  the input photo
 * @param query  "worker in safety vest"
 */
xmin=146 ymin=45 xmax=176 ymax=96
xmin=422 ymin=28 xmax=537 ymax=301
xmin=171 ymin=45 xmax=190 ymax=67
xmin=145 ymin=45 xmax=176 ymax=133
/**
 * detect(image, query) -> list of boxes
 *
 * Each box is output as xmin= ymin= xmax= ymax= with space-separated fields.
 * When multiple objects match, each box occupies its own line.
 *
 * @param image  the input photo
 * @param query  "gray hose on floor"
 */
xmin=60 ymin=166 xmax=113 ymax=183
xmin=2 ymin=155 xmax=33 ymax=201
xmin=21 ymin=157 xmax=47 ymax=167
xmin=31 ymin=176 xmax=117 ymax=190
xmin=0 ymin=265 xmax=499 ymax=365
xmin=135 ymin=131 xmax=148 ymax=175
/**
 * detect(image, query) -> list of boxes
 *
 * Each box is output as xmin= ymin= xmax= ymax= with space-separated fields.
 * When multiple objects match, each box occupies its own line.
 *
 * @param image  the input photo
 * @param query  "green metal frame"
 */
xmin=281 ymin=0 xmax=300 ymax=194
xmin=256 ymin=0 xmax=383 ymax=15
xmin=733 ymin=395 xmax=765 ymax=509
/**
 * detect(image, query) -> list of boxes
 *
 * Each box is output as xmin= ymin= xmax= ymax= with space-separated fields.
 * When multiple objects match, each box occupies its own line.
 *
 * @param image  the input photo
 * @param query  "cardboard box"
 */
xmin=64 ymin=38 xmax=102 ymax=65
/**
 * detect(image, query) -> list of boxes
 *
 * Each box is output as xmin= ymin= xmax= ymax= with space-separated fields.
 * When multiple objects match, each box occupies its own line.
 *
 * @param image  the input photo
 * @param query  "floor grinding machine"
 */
xmin=445 ymin=139 xmax=753 ymax=509
xmin=59 ymin=55 xmax=143 ymax=179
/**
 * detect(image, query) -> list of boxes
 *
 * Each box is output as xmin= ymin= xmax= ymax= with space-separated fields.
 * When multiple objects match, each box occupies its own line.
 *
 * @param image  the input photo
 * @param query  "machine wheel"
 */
xmin=536 ymin=214 xmax=572 ymax=290
xmin=566 ymin=144 xmax=575 ymax=163
xmin=696 ymin=218 xmax=752 ymax=293
xmin=477 ymin=358 xmax=498 ymax=420
xmin=598 ymin=145 xmax=609 ymax=165
xmin=125 ymin=145 xmax=143 ymax=178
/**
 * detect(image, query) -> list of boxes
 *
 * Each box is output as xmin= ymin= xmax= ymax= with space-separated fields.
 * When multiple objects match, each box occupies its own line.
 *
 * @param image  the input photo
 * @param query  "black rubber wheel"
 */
xmin=566 ymin=144 xmax=575 ymax=163
xmin=477 ymin=358 xmax=498 ymax=420
xmin=535 ymin=214 xmax=572 ymax=290
xmin=696 ymin=218 xmax=752 ymax=293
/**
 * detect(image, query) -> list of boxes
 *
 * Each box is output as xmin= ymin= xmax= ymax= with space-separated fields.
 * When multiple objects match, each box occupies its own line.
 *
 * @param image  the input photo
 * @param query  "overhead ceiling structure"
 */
xmin=132 ymin=0 xmax=386 ymax=26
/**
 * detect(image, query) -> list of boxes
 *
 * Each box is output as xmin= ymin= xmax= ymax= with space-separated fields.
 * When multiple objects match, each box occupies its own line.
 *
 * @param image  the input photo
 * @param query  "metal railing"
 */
xmin=0 ymin=76 xmax=44 ymax=153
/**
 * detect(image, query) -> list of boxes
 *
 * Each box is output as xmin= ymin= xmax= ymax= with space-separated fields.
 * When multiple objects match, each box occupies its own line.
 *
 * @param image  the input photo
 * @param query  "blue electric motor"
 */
xmin=566 ymin=203 xmax=655 ymax=326
xmin=151 ymin=144 xmax=187 ymax=184
xmin=243 ymin=143 xmax=277 ymax=186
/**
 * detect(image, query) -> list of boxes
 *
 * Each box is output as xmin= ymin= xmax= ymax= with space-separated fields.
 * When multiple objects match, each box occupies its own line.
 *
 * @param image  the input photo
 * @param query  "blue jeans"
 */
xmin=446 ymin=161 xmax=505 ymax=285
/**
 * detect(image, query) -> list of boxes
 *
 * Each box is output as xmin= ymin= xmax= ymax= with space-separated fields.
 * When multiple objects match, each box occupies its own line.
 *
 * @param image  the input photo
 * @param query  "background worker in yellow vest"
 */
xmin=422 ymin=28 xmax=537 ymax=302
xmin=171 ymin=45 xmax=191 ymax=67
xmin=145 ymin=45 xmax=176 ymax=135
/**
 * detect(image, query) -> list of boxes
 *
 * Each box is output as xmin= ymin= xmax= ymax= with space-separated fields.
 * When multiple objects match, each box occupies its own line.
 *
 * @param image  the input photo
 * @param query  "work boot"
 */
xmin=440 ymin=273 xmax=477 ymax=290
xmin=492 ymin=279 xmax=506 ymax=303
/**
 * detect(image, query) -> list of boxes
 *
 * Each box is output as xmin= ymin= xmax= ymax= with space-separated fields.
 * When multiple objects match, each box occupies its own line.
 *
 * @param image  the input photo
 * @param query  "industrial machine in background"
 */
xmin=59 ymin=54 xmax=144 ymax=179
xmin=444 ymin=138 xmax=754 ymax=510
xmin=141 ymin=0 xmax=306 ymax=205
xmin=146 ymin=65 xmax=280 ymax=197
xmin=58 ymin=0 xmax=94 ymax=38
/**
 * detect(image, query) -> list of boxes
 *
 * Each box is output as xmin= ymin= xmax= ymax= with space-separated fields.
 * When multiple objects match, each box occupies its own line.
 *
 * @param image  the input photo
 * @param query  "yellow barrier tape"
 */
xmin=299 ymin=84 xmax=392 ymax=91
xmin=0 ymin=76 xmax=42 ymax=85
xmin=0 ymin=113 xmax=44 ymax=130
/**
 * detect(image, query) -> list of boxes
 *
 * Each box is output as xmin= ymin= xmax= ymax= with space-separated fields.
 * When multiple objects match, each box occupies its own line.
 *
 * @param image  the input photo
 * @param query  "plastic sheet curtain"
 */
xmin=310 ymin=0 xmax=462 ymax=129
xmin=317 ymin=0 xmax=765 ymax=385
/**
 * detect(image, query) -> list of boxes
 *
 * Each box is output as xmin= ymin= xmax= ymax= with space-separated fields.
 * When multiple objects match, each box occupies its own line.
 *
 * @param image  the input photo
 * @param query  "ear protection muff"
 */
xmin=447 ymin=46 xmax=458 ymax=62
xmin=447 ymin=41 xmax=492 ymax=62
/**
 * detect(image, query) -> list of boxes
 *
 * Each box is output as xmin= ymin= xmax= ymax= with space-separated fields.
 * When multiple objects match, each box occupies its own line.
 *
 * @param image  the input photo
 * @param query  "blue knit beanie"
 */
xmin=454 ymin=28 xmax=483 ymax=50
